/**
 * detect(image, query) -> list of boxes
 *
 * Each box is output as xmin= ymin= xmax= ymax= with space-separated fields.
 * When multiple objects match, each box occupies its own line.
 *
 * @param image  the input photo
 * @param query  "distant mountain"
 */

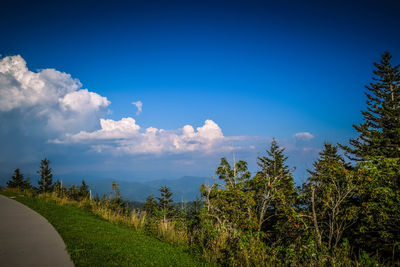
xmin=0 ymin=170 xmax=211 ymax=202
xmin=61 ymin=175 xmax=211 ymax=202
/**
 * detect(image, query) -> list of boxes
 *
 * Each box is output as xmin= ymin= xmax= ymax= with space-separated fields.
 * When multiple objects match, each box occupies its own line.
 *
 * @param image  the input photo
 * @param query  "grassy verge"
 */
xmin=0 ymin=190 xmax=209 ymax=267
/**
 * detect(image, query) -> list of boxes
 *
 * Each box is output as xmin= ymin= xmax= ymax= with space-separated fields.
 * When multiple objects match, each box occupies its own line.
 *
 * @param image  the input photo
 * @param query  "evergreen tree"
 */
xmin=306 ymin=143 xmax=358 ymax=250
xmin=157 ymin=186 xmax=174 ymax=222
xmin=257 ymin=138 xmax=290 ymax=177
xmin=79 ymin=179 xmax=89 ymax=199
xmin=255 ymin=138 xmax=297 ymax=201
xmin=250 ymin=139 xmax=298 ymax=245
xmin=342 ymin=52 xmax=400 ymax=159
xmin=144 ymin=194 xmax=157 ymax=215
xmin=37 ymin=158 xmax=53 ymax=193
xmin=111 ymin=181 xmax=125 ymax=209
xmin=308 ymin=142 xmax=346 ymax=178
xmin=354 ymin=157 xmax=400 ymax=260
xmin=7 ymin=168 xmax=31 ymax=189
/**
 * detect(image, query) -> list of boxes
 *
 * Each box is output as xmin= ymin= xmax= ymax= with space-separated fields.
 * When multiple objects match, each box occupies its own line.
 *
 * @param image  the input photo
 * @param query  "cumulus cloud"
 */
xmin=67 ymin=117 xmax=141 ymax=141
xmin=0 ymin=55 xmax=110 ymax=133
xmin=57 ymin=118 xmax=227 ymax=155
xmin=0 ymin=55 xmax=237 ymax=157
xmin=132 ymin=101 xmax=142 ymax=115
xmin=293 ymin=132 xmax=314 ymax=141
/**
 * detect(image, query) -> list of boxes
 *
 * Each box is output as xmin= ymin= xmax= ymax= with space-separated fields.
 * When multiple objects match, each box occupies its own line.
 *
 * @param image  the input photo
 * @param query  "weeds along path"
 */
xmin=0 ymin=191 xmax=207 ymax=267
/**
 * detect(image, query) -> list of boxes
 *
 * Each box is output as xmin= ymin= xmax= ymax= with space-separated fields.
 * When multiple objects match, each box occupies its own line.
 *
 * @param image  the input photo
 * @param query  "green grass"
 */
xmin=0 ymin=190 xmax=209 ymax=266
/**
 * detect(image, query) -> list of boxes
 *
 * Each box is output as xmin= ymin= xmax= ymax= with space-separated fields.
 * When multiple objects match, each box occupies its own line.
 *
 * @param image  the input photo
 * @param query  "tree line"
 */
xmin=6 ymin=158 xmax=90 ymax=201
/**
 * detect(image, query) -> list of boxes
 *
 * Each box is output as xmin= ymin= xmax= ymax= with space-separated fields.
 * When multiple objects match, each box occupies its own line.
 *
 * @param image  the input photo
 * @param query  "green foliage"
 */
xmin=343 ymin=52 xmax=400 ymax=159
xmin=67 ymin=185 xmax=80 ymax=200
xmin=106 ymin=181 xmax=128 ymax=212
xmin=52 ymin=180 xmax=90 ymax=202
xmin=249 ymin=139 xmax=298 ymax=245
xmin=257 ymin=138 xmax=290 ymax=178
xmin=143 ymin=194 xmax=157 ymax=215
xmin=203 ymin=157 xmax=254 ymax=228
xmin=79 ymin=180 xmax=89 ymax=199
xmin=216 ymin=157 xmax=251 ymax=186
xmin=53 ymin=180 xmax=65 ymax=197
xmin=306 ymin=143 xmax=360 ymax=252
xmin=353 ymin=157 xmax=400 ymax=260
xmin=37 ymin=158 xmax=53 ymax=193
xmin=199 ymin=146 xmax=303 ymax=265
xmin=157 ymin=186 xmax=175 ymax=221
xmin=7 ymin=168 xmax=31 ymax=189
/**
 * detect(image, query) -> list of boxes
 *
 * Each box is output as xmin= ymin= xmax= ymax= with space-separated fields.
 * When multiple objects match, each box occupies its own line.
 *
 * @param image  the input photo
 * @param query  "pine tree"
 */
xmin=354 ymin=157 xmax=400 ymax=260
xmin=343 ymin=52 xmax=400 ymax=159
xmin=256 ymin=138 xmax=297 ymax=200
xmin=144 ymin=194 xmax=157 ymax=216
xmin=7 ymin=168 xmax=30 ymax=189
xmin=157 ymin=186 xmax=174 ymax=222
xmin=79 ymin=180 xmax=89 ymax=199
xmin=37 ymin=158 xmax=53 ymax=193
xmin=111 ymin=181 xmax=125 ymax=209
xmin=306 ymin=143 xmax=358 ymax=250
xmin=250 ymin=139 xmax=298 ymax=244
xmin=308 ymin=142 xmax=346 ymax=178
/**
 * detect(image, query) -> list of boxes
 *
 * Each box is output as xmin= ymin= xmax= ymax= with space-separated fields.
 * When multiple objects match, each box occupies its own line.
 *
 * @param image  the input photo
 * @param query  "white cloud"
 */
xmin=0 ymin=55 xmax=110 ymax=133
xmin=0 ymin=55 xmax=237 ymax=156
xmin=0 ymin=55 xmax=322 ymax=180
xmin=60 ymin=89 xmax=109 ymax=114
xmin=68 ymin=117 xmax=141 ymax=141
xmin=57 ymin=118 xmax=227 ymax=155
xmin=132 ymin=101 xmax=142 ymax=115
xmin=293 ymin=132 xmax=314 ymax=141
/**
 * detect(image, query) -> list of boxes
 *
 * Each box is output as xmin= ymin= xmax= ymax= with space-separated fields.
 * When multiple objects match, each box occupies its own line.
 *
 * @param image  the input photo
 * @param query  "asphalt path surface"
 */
xmin=0 ymin=194 xmax=74 ymax=267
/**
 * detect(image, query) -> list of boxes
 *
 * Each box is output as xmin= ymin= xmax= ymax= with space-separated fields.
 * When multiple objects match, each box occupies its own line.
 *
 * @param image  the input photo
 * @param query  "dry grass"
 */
xmin=157 ymin=219 xmax=189 ymax=244
xmin=36 ymin=192 xmax=188 ymax=246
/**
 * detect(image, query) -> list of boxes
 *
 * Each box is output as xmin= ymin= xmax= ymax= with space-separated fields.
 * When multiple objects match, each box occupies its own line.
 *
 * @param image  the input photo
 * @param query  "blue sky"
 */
xmin=1 ymin=0 xmax=400 ymax=183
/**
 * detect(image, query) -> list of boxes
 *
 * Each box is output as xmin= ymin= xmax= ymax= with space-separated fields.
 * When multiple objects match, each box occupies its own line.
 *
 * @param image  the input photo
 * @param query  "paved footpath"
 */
xmin=0 ymin=194 xmax=74 ymax=267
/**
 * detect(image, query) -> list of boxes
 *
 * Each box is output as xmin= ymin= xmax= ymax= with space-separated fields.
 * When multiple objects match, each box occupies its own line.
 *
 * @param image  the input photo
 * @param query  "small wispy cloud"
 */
xmin=132 ymin=101 xmax=143 ymax=115
xmin=293 ymin=132 xmax=314 ymax=141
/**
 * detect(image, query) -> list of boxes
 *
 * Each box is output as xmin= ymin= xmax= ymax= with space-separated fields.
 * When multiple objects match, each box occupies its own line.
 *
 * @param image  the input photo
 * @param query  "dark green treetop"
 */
xmin=308 ymin=142 xmax=346 ymax=178
xmin=343 ymin=52 xmax=400 ymax=159
xmin=257 ymin=138 xmax=291 ymax=178
xmin=37 ymin=158 xmax=53 ymax=193
xmin=157 ymin=186 xmax=174 ymax=220
xmin=7 ymin=168 xmax=31 ymax=189
xmin=79 ymin=180 xmax=90 ymax=199
xmin=157 ymin=186 xmax=174 ymax=210
xmin=144 ymin=194 xmax=157 ymax=215
xmin=255 ymin=138 xmax=297 ymax=199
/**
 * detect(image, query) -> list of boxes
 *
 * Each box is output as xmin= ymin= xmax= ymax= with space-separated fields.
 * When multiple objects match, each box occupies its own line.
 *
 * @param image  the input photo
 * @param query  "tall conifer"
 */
xmin=157 ymin=186 xmax=174 ymax=222
xmin=7 ymin=168 xmax=30 ymax=189
xmin=256 ymin=138 xmax=297 ymax=200
xmin=37 ymin=158 xmax=53 ymax=193
xmin=343 ymin=52 xmax=400 ymax=159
